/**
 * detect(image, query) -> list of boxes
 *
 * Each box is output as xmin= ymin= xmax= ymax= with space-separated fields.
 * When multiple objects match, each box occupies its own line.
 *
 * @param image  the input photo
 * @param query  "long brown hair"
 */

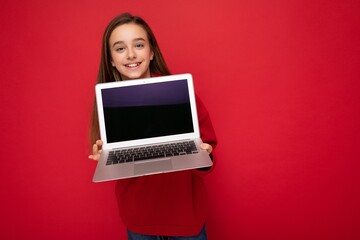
xmin=90 ymin=13 xmax=171 ymax=146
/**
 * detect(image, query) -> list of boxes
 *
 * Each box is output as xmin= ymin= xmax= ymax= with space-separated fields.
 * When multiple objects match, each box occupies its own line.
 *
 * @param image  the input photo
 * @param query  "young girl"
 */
xmin=88 ymin=13 xmax=217 ymax=240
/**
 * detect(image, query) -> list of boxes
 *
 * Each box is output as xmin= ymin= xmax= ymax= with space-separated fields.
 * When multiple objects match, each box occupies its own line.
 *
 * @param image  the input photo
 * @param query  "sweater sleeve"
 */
xmin=193 ymin=94 xmax=218 ymax=175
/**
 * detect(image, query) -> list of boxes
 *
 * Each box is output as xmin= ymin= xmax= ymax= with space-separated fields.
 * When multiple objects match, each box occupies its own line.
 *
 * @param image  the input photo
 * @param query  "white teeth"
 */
xmin=126 ymin=63 xmax=140 ymax=68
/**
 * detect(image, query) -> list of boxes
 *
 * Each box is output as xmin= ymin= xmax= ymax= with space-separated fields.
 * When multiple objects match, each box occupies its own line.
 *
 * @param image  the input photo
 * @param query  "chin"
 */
xmin=125 ymin=72 xmax=150 ymax=80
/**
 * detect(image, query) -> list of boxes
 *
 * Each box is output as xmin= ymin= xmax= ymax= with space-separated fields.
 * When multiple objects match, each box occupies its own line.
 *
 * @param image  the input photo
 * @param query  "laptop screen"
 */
xmin=101 ymin=79 xmax=194 ymax=143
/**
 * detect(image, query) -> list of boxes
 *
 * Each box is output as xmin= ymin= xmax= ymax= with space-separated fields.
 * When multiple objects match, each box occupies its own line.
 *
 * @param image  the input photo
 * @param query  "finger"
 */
xmin=96 ymin=139 xmax=103 ymax=147
xmin=200 ymin=143 xmax=213 ymax=154
xmin=92 ymin=143 xmax=99 ymax=155
xmin=89 ymin=149 xmax=102 ymax=160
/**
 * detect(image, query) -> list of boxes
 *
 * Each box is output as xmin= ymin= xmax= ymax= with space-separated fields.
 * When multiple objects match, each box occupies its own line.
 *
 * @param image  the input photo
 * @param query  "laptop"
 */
xmin=93 ymin=73 xmax=213 ymax=182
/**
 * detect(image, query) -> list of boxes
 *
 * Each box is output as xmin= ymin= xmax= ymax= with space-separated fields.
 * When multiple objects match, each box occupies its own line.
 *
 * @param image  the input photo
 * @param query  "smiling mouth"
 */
xmin=125 ymin=62 xmax=142 ymax=68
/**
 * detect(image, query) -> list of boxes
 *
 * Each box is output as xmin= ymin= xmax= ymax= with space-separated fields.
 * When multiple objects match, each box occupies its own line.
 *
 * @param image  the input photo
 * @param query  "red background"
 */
xmin=1 ymin=0 xmax=359 ymax=239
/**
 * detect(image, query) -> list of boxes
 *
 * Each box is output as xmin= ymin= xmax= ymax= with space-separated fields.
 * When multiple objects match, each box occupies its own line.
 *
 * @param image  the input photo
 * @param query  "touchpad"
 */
xmin=134 ymin=160 xmax=173 ymax=175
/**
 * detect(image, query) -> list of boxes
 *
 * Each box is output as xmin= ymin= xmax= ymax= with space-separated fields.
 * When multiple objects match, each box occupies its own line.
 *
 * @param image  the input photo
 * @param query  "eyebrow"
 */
xmin=112 ymin=38 xmax=146 ymax=47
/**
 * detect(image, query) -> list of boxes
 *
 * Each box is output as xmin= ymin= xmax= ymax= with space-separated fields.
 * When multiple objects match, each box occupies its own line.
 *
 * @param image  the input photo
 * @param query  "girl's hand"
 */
xmin=200 ymin=143 xmax=213 ymax=154
xmin=88 ymin=140 xmax=103 ymax=160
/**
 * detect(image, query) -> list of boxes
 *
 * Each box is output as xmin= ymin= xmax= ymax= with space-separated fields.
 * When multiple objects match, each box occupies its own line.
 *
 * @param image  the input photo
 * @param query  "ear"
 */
xmin=111 ymin=59 xmax=115 ymax=67
xmin=150 ymin=51 xmax=154 ymax=61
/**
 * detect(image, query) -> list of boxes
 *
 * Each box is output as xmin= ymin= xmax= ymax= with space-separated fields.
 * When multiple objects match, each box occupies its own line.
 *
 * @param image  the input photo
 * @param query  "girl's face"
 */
xmin=109 ymin=23 xmax=154 ymax=80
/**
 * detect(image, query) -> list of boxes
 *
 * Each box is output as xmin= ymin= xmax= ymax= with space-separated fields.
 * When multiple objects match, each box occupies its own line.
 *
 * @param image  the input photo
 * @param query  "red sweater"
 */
xmin=114 ymin=95 xmax=217 ymax=236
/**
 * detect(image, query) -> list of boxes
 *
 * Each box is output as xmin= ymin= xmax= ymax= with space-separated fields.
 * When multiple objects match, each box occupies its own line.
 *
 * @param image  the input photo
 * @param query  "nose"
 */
xmin=127 ymin=47 xmax=137 ymax=60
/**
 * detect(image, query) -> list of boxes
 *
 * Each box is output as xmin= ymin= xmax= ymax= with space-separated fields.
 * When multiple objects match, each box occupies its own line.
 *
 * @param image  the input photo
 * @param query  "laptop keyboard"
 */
xmin=106 ymin=141 xmax=199 ymax=165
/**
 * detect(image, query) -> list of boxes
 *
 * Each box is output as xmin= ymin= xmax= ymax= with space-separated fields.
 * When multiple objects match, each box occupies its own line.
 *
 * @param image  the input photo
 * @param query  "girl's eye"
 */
xmin=115 ymin=47 xmax=125 ymax=52
xmin=135 ymin=43 xmax=144 ymax=48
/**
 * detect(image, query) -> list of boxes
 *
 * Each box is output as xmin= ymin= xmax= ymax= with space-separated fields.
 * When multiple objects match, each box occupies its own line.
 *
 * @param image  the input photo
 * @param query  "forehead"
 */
xmin=109 ymin=23 xmax=148 ymax=45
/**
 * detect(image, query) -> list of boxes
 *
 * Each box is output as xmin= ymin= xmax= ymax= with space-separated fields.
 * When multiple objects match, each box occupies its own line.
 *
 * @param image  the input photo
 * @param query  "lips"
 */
xmin=125 ymin=62 xmax=141 ymax=68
